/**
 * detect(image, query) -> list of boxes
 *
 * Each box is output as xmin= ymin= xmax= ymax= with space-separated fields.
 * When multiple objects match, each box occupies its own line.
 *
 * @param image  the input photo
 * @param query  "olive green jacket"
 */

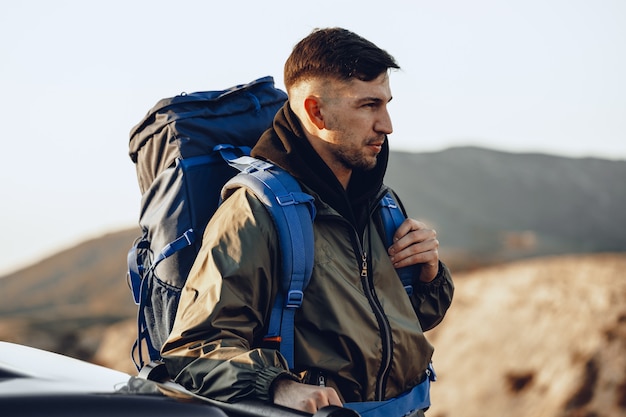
xmin=161 ymin=102 xmax=454 ymax=404
xmin=162 ymin=184 xmax=454 ymax=403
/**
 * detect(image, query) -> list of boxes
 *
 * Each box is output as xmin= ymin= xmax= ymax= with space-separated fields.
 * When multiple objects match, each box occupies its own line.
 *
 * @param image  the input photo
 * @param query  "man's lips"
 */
xmin=367 ymin=142 xmax=384 ymax=153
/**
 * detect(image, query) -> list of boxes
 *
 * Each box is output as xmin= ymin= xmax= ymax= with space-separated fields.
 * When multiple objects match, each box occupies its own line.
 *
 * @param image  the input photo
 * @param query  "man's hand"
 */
xmin=272 ymin=378 xmax=342 ymax=413
xmin=388 ymin=218 xmax=439 ymax=282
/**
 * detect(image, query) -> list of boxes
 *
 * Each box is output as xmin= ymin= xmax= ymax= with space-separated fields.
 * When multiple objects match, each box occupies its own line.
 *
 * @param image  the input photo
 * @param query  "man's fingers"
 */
xmin=392 ymin=245 xmax=439 ymax=267
xmin=389 ymin=223 xmax=438 ymax=257
xmin=273 ymin=380 xmax=342 ymax=413
xmin=387 ymin=218 xmax=439 ymax=280
xmin=302 ymin=387 xmax=342 ymax=412
xmin=392 ymin=219 xmax=427 ymax=242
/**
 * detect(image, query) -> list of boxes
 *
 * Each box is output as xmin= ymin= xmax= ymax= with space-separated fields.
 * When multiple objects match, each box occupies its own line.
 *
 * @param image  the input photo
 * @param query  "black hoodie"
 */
xmin=251 ymin=102 xmax=389 ymax=235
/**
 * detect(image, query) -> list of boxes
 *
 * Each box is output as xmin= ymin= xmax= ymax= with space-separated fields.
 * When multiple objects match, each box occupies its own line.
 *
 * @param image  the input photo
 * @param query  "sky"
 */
xmin=1 ymin=0 xmax=625 ymax=276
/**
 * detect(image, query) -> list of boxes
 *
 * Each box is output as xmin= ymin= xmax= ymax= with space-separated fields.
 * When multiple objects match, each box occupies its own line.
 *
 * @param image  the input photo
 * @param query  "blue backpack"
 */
xmin=127 ymin=76 xmax=414 ymax=372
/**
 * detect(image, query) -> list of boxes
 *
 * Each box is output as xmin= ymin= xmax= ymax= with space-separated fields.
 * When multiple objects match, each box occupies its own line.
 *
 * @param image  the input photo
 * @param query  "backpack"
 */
xmin=127 ymin=76 xmax=414 ymax=372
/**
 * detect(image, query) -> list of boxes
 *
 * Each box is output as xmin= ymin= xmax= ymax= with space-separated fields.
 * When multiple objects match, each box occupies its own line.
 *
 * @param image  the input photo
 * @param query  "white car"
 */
xmin=0 ymin=342 xmax=356 ymax=417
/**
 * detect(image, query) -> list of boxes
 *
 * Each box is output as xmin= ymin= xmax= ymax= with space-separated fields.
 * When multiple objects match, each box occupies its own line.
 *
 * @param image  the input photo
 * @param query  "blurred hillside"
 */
xmin=428 ymin=253 xmax=626 ymax=417
xmin=0 ymin=228 xmax=139 ymax=360
xmin=386 ymin=146 xmax=626 ymax=268
xmin=1 ymin=147 xmax=625 ymax=416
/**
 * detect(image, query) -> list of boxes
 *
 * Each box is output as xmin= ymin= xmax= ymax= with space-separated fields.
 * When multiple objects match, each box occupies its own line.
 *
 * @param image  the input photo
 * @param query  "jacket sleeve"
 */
xmin=411 ymin=260 xmax=454 ymax=331
xmin=161 ymin=189 xmax=299 ymax=403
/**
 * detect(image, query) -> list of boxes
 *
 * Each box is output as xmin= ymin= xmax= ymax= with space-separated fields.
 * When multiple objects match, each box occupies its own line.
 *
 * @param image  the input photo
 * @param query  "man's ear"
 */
xmin=304 ymin=96 xmax=325 ymax=130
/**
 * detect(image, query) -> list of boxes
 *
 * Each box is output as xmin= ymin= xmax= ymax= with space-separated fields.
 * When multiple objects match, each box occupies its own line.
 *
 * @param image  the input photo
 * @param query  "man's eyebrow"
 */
xmin=356 ymin=96 xmax=393 ymax=104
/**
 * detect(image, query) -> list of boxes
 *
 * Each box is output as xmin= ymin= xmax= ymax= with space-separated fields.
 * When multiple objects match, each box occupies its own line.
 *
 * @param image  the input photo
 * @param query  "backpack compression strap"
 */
xmin=219 ymin=149 xmax=316 ymax=370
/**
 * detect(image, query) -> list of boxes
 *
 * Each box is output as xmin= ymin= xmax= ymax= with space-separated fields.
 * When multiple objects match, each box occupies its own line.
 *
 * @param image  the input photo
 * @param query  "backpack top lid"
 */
xmin=128 ymin=76 xmax=287 ymax=193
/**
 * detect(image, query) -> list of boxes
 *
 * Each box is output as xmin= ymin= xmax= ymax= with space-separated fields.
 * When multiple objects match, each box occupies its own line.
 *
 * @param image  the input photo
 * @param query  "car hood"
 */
xmin=0 ymin=341 xmax=130 ymax=395
xmin=0 ymin=342 xmax=358 ymax=417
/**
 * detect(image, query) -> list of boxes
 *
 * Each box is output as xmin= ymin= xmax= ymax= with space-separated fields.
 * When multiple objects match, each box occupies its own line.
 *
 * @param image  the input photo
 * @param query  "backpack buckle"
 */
xmin=285 ymin=290 xmax=304 ymax=308
xmin=276 ymin=193 xmax=297 ymax=206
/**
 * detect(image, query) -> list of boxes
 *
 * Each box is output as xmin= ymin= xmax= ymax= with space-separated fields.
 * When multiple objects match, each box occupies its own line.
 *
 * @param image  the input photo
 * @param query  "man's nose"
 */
xmin=375 ymin=108 xmax=393 ymax=135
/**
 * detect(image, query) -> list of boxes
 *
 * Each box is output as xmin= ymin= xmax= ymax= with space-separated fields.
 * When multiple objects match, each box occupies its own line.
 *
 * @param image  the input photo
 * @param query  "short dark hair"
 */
xmin=284 ymin=27 xmax=400 ymax=90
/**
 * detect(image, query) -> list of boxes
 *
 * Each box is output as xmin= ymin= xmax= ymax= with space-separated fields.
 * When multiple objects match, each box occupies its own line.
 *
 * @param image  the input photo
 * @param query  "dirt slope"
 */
xmin=428 ymin=253 xmax=626 ymax=417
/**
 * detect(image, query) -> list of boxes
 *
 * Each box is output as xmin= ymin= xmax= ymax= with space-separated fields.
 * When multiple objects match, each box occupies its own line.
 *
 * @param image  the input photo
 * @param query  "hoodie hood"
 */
xmin=251 ymin=102 xmax=389 ymax=230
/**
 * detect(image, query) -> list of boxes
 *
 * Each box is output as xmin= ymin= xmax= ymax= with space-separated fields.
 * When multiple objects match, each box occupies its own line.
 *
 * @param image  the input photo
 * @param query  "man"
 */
xmin=162 ymin=27 xmax=454 ymax=416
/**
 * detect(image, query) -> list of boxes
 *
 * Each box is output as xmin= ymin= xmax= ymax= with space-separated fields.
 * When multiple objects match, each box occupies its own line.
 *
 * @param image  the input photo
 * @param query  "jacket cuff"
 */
xmin=415 ymin=261 xmax=449 ymax=288
xmin=255 ymin=366 xmax=301 ymax=402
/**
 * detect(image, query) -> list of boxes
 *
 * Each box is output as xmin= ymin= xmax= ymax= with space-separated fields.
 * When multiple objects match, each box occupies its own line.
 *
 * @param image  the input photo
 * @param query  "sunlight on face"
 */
xmin=319 ymin=73 xmax=394 ymax=172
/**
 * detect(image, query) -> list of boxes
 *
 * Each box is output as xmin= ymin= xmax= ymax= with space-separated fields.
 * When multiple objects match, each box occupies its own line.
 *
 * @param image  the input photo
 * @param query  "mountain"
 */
xmin=1 ymin=147 xmax=625 ymax=416
xmin=0 ymin=228 xmax=139 ymax=360
xmin=386 ymin=147 xmax=626 ymax=268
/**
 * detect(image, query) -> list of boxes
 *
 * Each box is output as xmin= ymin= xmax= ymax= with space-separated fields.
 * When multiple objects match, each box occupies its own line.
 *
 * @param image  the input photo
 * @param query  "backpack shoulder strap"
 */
xmin=378 ymin=191 xmax=419 ymax=296
xmin=220 ymin=151 xmax=316 ymax=369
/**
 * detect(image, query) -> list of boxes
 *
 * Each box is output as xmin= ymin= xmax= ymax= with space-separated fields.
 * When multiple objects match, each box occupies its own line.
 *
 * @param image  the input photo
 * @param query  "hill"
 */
xmin=0 ymin=228 xmax=139 ymax=360
xmin=1 ymin=147 xmax=625 ymax=416
xmin=386 ymin=147 xmax=626 ymax=268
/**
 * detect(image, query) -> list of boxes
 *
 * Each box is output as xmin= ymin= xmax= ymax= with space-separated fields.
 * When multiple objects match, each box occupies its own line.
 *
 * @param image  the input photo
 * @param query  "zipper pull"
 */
xmin=318 ymin=373 xmax=326 ymax=387
xmin=361 ymin=253 xmax=368 ymax=277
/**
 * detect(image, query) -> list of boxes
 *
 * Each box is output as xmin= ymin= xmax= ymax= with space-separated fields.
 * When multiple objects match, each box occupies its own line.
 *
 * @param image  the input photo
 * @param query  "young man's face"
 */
xmin=318 ymin=72 xmax=393 ymax=173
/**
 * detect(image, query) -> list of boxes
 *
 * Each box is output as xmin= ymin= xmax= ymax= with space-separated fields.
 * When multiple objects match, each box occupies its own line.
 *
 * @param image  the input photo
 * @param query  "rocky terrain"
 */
xmin=428 ymin=253 xmax=626 ymax=417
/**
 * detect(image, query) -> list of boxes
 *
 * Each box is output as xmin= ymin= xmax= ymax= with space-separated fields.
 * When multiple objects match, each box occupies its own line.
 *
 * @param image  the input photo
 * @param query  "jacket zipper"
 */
xmin=319 ymin=190 xmax=395 ymax=400
xmin=354 ymin=227 xmax=393 ymax=401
